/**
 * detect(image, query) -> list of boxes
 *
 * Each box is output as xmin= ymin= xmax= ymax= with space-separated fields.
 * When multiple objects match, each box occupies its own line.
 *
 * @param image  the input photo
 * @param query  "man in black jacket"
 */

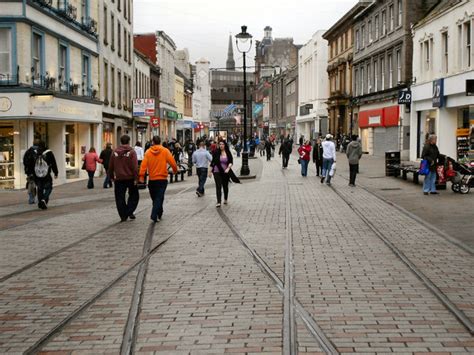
xmin=421 ymin=134 xmax=440 ymax=195
xmin=23 ymin=138 xmax=41 ymax=204
xmin=33 ymin=141 xmax=58 ymax=210
xmin=100 ymin=143 xmax=113 ymax=188
xmin=279 ymin=139 xmax=292 ymax=168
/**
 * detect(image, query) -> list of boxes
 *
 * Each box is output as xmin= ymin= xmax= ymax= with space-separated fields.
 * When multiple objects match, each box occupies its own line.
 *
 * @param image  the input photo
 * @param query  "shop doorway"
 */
xmin=0 ymin=124 xmax=14 ymax=189
xmin=65 ymin=124 xmax=78 ymax=179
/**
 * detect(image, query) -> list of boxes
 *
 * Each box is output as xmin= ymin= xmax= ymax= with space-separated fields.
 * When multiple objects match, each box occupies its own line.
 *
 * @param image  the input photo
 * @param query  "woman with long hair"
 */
xmin=210 ymin=140 xmax=234 ymax=207
xmin=82 ymin=147 xmax=102 ymax=189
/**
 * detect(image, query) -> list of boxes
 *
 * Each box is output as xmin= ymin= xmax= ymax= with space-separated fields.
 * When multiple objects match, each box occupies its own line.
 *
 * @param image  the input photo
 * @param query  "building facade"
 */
xmin=192 ymin=58 xmax=211 ymax=137
xmin=0 ymin=0 xmax=101 ymax=189
xmin=352 ymin=0 xmax=438 ymax=157
xmin=99 ymin=0 xmax=134 ymax=148
xmin=133 ymin=49 xmax=152 ymax=144
xmin=410 ymin=0 xmax=474 ymax=161
xmin=323 ymin=2 xmax=368 ymax=136
xmin=296 ymin=30 xmax=329 ymax=141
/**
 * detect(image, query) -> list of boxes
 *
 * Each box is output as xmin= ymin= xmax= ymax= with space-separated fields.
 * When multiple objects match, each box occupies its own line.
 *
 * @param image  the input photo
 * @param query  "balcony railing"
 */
xmin=0 ymin=71 xmax=19 ymax=86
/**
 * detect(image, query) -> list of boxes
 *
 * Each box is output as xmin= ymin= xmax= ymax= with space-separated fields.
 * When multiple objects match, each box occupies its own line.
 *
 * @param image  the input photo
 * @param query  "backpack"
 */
xmin=34 ymin=150 xmax=51 ymax=178
xmin=24 ymin=147 xmax=38 ymax=175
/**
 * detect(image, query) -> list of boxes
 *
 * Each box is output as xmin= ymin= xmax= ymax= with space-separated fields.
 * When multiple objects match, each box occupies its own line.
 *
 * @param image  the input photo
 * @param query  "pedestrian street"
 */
xmin=0 ymin=154 xmax=473 ymax=354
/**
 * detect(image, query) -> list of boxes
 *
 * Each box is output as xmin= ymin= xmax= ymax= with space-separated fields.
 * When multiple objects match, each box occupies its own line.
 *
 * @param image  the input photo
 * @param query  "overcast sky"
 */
xmin=134 ymin=0 xmax=358 ymax=69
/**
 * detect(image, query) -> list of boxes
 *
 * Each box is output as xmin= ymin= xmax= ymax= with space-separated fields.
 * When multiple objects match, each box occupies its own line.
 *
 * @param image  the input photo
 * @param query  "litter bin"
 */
xmin=385 ymin=151 xmax=400 ymax=177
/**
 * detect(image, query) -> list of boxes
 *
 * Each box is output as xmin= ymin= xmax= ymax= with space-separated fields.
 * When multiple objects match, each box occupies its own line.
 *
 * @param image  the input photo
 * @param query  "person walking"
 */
xmin=82 ymin=147 xmax=102 ymax=189
xmin=186 ymin=139 xmax=196 ymax=176
xmin=211 ymin=141 xmax=235 ymax=207
xmin=23 ymin=138 xmax=41 ymax=204
xmin=32 ymin=140 xmax=58 ymax=210
xmin=346 ymin=135 xmax=363 ymax=187
xmin=421 ymin=134 xmax=440 ymax=195
xmin=139 ymin=136 xmax=178 ymax=222
xmin=298 ymin=140 xmax=312 ymax=177
xmin=134 ymin=142 xmax=144 ymax=168
xmin=107 ymin=135 xmax=139 ymax=221
xmin=312 ymin=137 xmax=323 ymax=177
xmin=321 ymin=134 xmax=337 ymax=185
xmin=100 ymin=143 xmax=113 ymax=188
xmin=279 ymin=139 xmax=292 ymax=168
xmin=192 ymin=140 xmax=212 ymax=197
xmin=264 ymin=139 xmax=273 ymax=161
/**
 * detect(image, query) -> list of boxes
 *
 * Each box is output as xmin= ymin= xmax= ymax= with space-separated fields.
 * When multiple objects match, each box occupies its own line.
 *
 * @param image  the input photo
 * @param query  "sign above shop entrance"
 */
xmin=398 ymin=90 xmax=412 ymax=104
xmin=432 ymin=79 xmax=444 ymax=108
xmin=133 ymin=98 xmax=155 ymax=116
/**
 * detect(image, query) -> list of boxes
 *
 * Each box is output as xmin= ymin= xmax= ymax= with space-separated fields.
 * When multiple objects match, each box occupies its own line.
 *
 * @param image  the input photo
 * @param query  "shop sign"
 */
xmin=432 ymin=79 xmax=444 ymax=108
xmin=150 ymin=116 xmax=160 ymax=128
xmin=0 ymin=97 xmax=12 ymax=112
xmin=165 ymin=110 xmax=178 ymax=119
xmin=368 ymin=115 xmax=381 ymax=125
xmin=398 ymin=90 xmax=412 ymax=104
xmin=466 ymin=79 xmax=474 ymax=96
xmin=133 ymin=98 xmax=155 ymax=116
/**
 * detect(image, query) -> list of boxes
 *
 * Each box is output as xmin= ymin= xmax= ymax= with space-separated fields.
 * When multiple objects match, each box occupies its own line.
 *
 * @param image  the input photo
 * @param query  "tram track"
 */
xmin=25 ymin=200 xmax=211 ymax=355
xmin=328 ymin=183 xmax=474 ymax=335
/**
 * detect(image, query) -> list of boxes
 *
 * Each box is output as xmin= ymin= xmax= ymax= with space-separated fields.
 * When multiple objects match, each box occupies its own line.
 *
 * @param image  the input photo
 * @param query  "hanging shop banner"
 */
xmin=398 ymin=90 xmax=412 ymax=104
xmin=150 ymin=116 xmax=160 ymax=128
xmin=432 ymin=79 xmax=444 ymax=108
xmin=133 ymin=98 xmax=155 ymax=116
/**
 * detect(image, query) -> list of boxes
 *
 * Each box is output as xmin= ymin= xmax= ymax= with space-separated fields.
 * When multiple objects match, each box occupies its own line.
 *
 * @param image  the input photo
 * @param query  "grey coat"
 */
xmin=346 ymin=141 xmax=362 ymax=165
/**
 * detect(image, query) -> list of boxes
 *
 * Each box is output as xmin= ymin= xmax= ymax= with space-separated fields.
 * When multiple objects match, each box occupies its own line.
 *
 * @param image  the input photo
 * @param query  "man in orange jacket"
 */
xmin=139 ymin=136 xmax=178 ymax=222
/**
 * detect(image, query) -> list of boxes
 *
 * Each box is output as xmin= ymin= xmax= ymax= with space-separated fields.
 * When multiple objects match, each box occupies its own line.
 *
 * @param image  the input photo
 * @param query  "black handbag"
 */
xmin=81 ymin=161 xmax=86 ymax=170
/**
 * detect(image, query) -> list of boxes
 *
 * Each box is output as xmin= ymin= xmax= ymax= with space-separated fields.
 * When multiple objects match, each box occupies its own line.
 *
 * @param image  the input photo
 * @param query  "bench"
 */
xmin=168 ymin=163 xmax=188 ymax=183
xmin=388 ymin=164 xmax=419 ymax=184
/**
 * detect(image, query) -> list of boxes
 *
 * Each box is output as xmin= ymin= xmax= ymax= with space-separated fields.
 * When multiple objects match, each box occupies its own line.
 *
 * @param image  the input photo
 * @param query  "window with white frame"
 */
xmin=361 ymin=25 xmax=365 ymax=48
xmin=103 ymin=6 xmax=108 ymax=45
xmin=374 ymin=60 xmax=378 ymax=91
xmin=360 ymin=66 xmax=365 ymax=95
xmin=375 ymin=15 xmax=379 ymax=39
xmin=355 ymin=29 xmax=360 ymax=51
xmin=118 ymin=70 xmax=122 ymax=107
xmin=442 ymin=32 xmax=448 ymax=73
xmin=82 ymin=54 xmax=90 ymax=95
xmin=111 ymin=13 xmax=115 ymax=50
xmin=354 ymin=68 xmax=359 ymax=96
xmin=382 ymin=10 xmax=387 ymax=36
xmin=0 ymin=28 xmax=12 ymax=79
xmin=381 ymin=57 xmax=385 ymax=89
xmin=32 ymin=31 xmax=43 ymax=83
xmin=58 ymin=43 xmax=68 ymax=88
xmin=396 ymin=49 xmax=401 ymax=83
xmin=103 ymin=60 xmax=108 ymax=102
xmin=424 ymin=40 xmax=431 ymax=71
xmin=388 ymin=54 xmax=393 ymax=88
xmin=118 ymin=22 xmax=121 ymax=56
xmin=397 ymin=0 xmax=402 ymax=27
xmin=111 ymin=66 xmax=115 ymax=105
xmin=465 ymin=21 xmax=471 ymax=68
xmin=368 ymin=20 xmax=372 ymax=43
xmin=367 ymin=63 xmax=371 ymax=92
xmin=389 ymin=5 xmax=394 ymax=32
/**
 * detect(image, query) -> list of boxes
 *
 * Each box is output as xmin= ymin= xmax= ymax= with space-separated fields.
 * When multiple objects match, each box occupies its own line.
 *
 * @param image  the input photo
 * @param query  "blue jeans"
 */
xmin=300 ymin=159 xmax=309 ymax=176
xmin=148 ymin=180 xmax=168 ymax=221
xmin=103 ymin=170 xmax=113 ymax=188
xmin=423 ymin=170 xmax=437 ymax=193
xmin=196 ymin=168 xmax=208 ymax=194
xmin=322 ymin=158 xmax=334 ymax=183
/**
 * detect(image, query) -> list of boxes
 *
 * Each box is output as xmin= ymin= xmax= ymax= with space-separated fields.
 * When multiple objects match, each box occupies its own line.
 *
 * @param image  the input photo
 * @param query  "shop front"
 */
xmin=0 ymin=93 xmax=101 ymax=189
xmin=358 ymin=105 xmax=400 ymax=156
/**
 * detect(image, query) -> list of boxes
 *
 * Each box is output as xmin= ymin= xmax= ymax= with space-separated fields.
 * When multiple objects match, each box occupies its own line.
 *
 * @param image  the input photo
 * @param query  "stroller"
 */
xmin=446 ymin=157 xmax=474 ymax=194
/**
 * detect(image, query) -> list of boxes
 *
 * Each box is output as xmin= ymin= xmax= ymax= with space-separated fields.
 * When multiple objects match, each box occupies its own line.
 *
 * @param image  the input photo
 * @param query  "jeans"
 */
xmin=423 ymin=170 xmax=437 ymax=193
xmin=322 ymin=158 xmax=334 ymax=183
xmin=87 ymin=170 xmax=95 ymax=188
xmin=282 ymin=154 xmax=289 ymax=168
xmin=103 ymin=170 xmax=113 ymax=188
xmin=148 ymin=179 xmax=168 ymax=221
xmin=349 ymin=163 xmax=359 ymax=185
xmin=36 ymin=177 xmax=53 ymax=205
xmin=213 ymin=172 xmax=229 ymax=203
xmin=114 ymin=179 xmax=139 ymax=220
xmin=300 ymin=159 xmax=309 ymax=176
xmin=196 ymin=168 xmax=208 ymax=194
xmin=27 ymin=176 xmax=36 ymax=204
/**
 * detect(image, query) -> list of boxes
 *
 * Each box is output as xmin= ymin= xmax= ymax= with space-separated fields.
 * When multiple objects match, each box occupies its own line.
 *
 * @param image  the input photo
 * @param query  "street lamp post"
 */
xmin=236 ymin=25 xmax=252 ymax=176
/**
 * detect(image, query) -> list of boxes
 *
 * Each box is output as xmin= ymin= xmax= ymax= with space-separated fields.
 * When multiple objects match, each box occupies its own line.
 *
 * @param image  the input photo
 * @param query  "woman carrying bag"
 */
xmin=82 ymin=147 xmax=103 ymax=189
xmin=210 ymin=141 xmax=240 ymax=207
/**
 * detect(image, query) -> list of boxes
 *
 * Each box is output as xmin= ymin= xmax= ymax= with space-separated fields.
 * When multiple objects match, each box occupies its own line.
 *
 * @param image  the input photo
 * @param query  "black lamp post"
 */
xmin=236 ymin=25 xmax=252 ymax=176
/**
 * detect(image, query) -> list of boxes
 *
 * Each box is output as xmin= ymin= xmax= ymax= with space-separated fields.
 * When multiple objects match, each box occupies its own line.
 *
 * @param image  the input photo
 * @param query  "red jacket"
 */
xmin=108 ymin=145 xmax=139 ymax=181
xmin=82 ymin=152 xmax=102 ymax=172
xmin=298 ymin=144 xmax=312 ymax=161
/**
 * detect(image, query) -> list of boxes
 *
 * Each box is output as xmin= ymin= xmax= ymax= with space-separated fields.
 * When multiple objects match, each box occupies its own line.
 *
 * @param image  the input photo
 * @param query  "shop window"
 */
xmin=58 ymin=42 xmax=69 ymax=91
xmin=0 ymin=25 xmax=17 ymax=82
xmin=0 ymin=125 xmax=14 ymax=187
xmin=65 ymin=124 xmax=77 ymax=178
xmin=82 ymin=53 xmax=91 ymax=96
xmin=34 ymin=122 xmax=48 ymax=145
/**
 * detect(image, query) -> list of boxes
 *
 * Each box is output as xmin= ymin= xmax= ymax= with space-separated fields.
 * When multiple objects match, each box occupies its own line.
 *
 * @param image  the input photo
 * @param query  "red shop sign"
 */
xmin=150 ymin=116 xmax=160 ymax=127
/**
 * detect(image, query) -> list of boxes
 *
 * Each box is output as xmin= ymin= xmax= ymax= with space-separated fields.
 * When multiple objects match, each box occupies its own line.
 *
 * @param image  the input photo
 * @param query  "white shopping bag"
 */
xmin=329 ymin=162 xmax=336 ymax=177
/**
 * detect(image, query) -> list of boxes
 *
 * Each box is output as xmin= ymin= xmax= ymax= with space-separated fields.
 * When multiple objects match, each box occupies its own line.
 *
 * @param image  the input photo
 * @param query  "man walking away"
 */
xmin=186 ymin=139 xmax=196 ymax=176
xmin=279 ymin=139 xmax=292 ymax=168
xmin=139 ymin=136 xmax=177 ymax=223
xmin=108 ymin=135 xmax=139 ymax=222
xmin=100 ymin=143 xmax=113 ymax=188
xmin=265 ymin=139 xmax=273 ymax=161
xmin=23 ymin=138 xmax=41 ymax=204
xmin=321 ymin=134 xmax=336 ymax=186
xmin=192 ymin=140 xmax=212 ymax=197
xmin=134 ymin=142 xmax=144 ymax=168
xmin=346 ymin=135 xmax=362 ymax=187
xmin=33 ymin=141 xmax=58 ymax=210
xmin=312 ymin=137 xmax=323 ymax=176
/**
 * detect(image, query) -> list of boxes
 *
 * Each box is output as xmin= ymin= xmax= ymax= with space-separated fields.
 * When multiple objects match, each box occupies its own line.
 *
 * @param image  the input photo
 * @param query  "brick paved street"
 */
xmin=1 ymin=152 xmax=473 ymax=354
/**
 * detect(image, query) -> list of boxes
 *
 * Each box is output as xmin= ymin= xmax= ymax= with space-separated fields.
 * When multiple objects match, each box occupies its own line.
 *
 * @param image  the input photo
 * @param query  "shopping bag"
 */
xmin=329 ymin=162 xmax=336 ymax=177
xmin=418 ymin=159 xmax=429 ymax=175
xmin=437 ymin=165 xmax=446 ymax=184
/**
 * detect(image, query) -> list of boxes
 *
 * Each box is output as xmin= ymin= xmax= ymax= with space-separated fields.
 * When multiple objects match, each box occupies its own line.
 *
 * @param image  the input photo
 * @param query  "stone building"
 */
xmin=410 ymin=0 xmax=474 ymax=161
xmin=192 ymin=58 xmax=211 ymax=137
xmin=0 ymin=0 xmax=101 ymax=189
xmin=323 ymin=1 xmax=370 ymax=136
xmin=352 ymin=0 xmax=439 ymax=156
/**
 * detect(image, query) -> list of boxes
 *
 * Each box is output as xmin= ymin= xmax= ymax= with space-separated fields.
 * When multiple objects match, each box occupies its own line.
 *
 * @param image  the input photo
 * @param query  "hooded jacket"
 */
xmin=346 ymin=141 xmax=362 ymax=165
xmin=108 ymin=145 xmax=138 ymax=181
xmin=139 ymin=145 xmax=177 ymax=181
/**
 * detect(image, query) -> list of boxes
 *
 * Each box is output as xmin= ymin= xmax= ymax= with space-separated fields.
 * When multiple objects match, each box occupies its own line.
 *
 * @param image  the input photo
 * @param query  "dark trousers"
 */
xmin=315 ymin=160 xmax=322 ymax=176
xmin=36 ymin=177 xmax=53 ymax=205
xmin=282 ymin=154 xmax=290 ymax=168
xmin=266 ymin=148 xmax=271 ymax=160
xmin=87 ymin=170 xmax=95 ymax=188
xmin=196 ymin=168 xmax=208 ymax=194
xmin=148 ymin=180 xmax=168 ymax=221
xmin=213 ymin=172 xmax=229 ymax=203
xmin=349 ymin=163 xmax=359 ymax=185
xmin=114 ymin=179 xmax=139 ymax=220
xmin=103 ymin=169 xmax=113 ymax=188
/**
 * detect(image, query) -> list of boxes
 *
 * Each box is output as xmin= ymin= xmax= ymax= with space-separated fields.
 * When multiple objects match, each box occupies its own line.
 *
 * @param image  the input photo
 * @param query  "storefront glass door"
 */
xmin=0 ymin=125 xmax=14 ymax=189
xmin=65 ymin=124 xmax=78 ymax=179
